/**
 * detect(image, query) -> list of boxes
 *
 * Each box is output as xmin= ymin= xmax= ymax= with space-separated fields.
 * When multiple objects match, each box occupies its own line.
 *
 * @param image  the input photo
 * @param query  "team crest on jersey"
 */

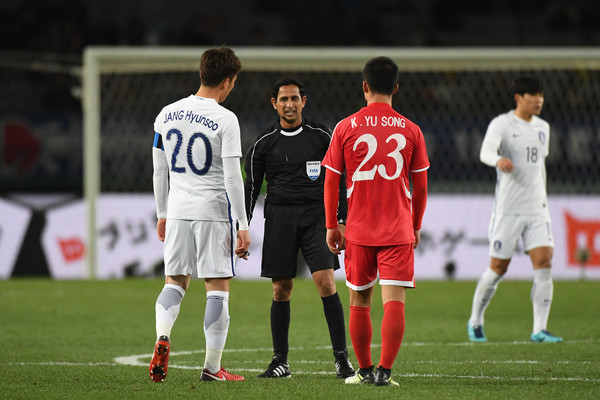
xmin=306 ymin=161 xmax=321 ymax=181
xmin=538 ymin=131 xmax=546 ymax=144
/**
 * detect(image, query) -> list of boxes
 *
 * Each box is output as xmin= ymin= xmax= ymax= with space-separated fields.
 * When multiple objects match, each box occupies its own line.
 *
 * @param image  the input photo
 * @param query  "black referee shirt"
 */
xmin=244 ymin=119 xmax=347 ymax=222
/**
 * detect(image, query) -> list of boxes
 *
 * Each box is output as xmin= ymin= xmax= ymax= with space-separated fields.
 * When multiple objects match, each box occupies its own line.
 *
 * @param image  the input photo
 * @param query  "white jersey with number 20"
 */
xmin=153 ymin=95 xmax=242 ymax=221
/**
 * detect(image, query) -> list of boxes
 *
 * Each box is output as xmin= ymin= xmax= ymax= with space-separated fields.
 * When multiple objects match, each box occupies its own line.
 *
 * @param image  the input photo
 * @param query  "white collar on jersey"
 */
xmin=279 ymin=126 xmax=303 ymax=136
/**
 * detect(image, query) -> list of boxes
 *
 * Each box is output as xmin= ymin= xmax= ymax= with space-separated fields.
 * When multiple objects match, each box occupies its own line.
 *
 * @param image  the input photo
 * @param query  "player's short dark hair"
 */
xmin=513 ymin=76 xmax=543 ymax=95
xmin=199 ymin=47 xmax=242 ymax=87
xmin=363 ymin=56 xmax=399 ymax=95
xmin=272 ymin=78 xmax=305 ymax=99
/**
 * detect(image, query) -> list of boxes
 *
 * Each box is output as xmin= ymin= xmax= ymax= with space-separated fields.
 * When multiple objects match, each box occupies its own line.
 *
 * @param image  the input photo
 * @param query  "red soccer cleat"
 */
xmin=149 ymin=336 xmax=170 ymax=382
xmin=201 ymin=367 xmax=245 ymax=381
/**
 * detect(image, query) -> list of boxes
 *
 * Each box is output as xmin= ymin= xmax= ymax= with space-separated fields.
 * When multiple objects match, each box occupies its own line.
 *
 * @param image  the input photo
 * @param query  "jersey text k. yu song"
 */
xmin=322 ymin=103 xmax=429 ymax=246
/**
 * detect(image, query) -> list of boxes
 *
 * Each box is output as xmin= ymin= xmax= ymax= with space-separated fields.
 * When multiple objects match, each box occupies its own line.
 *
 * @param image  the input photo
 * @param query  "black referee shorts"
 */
xmin=261 ymin=202 xmax=340 ymax=278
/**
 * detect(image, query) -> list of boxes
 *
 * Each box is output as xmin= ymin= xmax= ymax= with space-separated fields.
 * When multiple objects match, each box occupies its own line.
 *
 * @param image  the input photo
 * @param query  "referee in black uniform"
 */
xmin=244 ymin=78 xmax=354 ymax=379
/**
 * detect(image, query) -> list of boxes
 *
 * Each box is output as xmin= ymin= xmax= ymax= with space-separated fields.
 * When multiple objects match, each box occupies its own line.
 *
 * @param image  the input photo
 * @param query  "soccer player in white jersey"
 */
xmin=467 ymin=76 xmax=562 ymax=343
xmin=149 ymin=47 xmax=250 ymax=383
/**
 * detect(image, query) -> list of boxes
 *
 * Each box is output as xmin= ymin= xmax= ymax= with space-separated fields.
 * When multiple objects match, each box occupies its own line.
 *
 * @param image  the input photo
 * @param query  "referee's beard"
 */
xmin=280 ymin=115 xmax=302 ymax=128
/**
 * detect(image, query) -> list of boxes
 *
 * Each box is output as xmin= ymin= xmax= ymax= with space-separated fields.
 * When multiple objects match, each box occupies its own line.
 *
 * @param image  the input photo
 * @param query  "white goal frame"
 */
xmin=82 ymin=46 xmax=600 ymax=278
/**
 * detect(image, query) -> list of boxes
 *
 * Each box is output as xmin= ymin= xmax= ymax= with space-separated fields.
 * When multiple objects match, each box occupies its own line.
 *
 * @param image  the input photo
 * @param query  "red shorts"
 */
xmin=344 ymin=241 xmax=415 ymax=290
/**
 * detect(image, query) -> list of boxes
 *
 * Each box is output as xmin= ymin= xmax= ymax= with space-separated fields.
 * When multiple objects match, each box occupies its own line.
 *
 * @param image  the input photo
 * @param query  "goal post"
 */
xmin=82 ymin=46 xmax=600 ymax=278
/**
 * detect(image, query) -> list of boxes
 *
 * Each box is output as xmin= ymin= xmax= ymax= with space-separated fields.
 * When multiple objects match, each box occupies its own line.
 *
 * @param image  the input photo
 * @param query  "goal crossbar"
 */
xmin=82 ymin=46 xmax=600 ymax=278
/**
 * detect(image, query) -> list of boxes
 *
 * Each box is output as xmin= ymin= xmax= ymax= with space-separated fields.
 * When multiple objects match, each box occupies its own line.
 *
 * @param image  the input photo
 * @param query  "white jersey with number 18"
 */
xmin=480 ymin=110 xmax=550 ymax=215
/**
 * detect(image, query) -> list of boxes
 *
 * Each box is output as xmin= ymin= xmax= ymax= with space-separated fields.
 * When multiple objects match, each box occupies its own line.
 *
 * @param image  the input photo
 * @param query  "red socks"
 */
xmin=349 ymin=306 xmax=372 ymax=368
xmin=379 ymin=300 xmax=405 ymax=369
xmin=349 ymin=301 xmax=406 ymax=370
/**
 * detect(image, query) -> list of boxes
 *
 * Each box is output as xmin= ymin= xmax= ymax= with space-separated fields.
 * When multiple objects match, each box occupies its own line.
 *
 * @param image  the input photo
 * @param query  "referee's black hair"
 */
xmin=272 ymin=78 xmax=305 ymax=99
xmin=513 ymin=76 xmax=544 ymax=95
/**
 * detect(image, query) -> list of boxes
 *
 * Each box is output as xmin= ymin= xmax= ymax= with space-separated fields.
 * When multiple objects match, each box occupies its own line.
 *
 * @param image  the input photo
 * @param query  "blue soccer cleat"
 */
xmin=468 ymin=322 xmax=488 ymax=342
xmin=530 ymin=330 xmax=563 ymax=343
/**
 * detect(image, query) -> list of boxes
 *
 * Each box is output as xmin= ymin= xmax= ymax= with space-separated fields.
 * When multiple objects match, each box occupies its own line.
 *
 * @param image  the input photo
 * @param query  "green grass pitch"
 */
xmin=1 ymin=278 xmax=599 ymax=399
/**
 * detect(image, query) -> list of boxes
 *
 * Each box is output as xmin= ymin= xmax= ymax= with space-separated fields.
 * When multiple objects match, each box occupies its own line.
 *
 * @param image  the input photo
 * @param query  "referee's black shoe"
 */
xmin=334 ymin=349 xmax=355 ymax=379
xmin=258 ymin=355 xmax=291 ymax=378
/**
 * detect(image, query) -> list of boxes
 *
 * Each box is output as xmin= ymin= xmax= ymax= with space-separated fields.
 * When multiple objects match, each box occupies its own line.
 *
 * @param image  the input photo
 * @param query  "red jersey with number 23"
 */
xmin=322 ymin=103 xmax=429 ymax=246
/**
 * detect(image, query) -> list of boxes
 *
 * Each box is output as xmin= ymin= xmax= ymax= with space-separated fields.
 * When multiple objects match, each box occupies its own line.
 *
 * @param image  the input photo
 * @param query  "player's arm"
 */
xmin=411 ymin=169 xmax=428 ymax=249
xmin=334 ymin=170 xmax=348 ymax=247
xmin=152 ymin=132 xmax=168 ymax=242
xmin=336 ymin=171 xmax=348 ymax=223
xmin=480 ymin=122 xmax=512 ymax=172
xmin=223 ymin=156 xmax=250 ymax=259
xmin=324 ymin=167 xmax=343 ymax=254
xmin=243 ymin=141 xmax=266 ymax=223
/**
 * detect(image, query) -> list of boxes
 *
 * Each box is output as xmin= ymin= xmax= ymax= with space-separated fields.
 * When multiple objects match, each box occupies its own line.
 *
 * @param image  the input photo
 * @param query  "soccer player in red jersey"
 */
xmin=322 ymin=56 xmax=429 ymax=386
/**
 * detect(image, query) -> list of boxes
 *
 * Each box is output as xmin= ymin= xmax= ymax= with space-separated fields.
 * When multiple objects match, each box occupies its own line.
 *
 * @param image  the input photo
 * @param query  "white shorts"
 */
xmin=488 ymin=212 xmax=554 ymax=259
xmin=163 ymin=219 xmax=237 ymax=278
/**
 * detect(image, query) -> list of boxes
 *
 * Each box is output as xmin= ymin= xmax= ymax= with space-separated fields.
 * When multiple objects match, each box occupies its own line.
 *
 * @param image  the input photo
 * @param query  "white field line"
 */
xmin=113 ymin=338 xmax=598 ymax=367
xmin=7 ymin=362 xmax=599 ymax=383
xmin=9 ymin=340 xmax=600 ymax=383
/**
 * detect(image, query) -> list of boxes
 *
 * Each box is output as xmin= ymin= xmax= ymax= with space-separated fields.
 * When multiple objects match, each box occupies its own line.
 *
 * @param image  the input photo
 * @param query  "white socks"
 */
xmin=469 ymin=267 xmax=554 ymax=334
xmin=155 ymin=283 xmax=186 ymax=340
xmin=469 ymin=268 xmax=502 ymax=327
xmin=203 ymin=291 xmax=230 ymax=373
xmin=531 ymin=268 xmax=553 ymax=334
xmin=155 ymin=286 xmax=232 ymax=373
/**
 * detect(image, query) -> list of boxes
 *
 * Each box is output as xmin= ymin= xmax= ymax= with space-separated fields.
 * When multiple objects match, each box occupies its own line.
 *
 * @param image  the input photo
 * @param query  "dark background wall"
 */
xmin=3 ymin=0 xmax=599 ymax=51
xmin=1 ymin=0 xmax=599 ymax=195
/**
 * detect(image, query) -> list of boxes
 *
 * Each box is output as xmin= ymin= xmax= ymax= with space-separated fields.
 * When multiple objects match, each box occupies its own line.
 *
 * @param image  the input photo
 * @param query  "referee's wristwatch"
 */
xmin=337 ymin=219 xmax=346 ymax=225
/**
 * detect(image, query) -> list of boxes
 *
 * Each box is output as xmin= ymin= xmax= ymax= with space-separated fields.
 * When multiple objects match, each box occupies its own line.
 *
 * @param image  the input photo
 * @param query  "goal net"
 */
xmin=82 ymin=47 xmax=600 ymax=277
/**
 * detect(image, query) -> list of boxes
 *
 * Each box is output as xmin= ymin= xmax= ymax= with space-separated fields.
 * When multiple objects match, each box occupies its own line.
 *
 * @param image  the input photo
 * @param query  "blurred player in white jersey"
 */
xmin=468 ymin=76 xmax=562 ymax=343
xmin=149 ymin=47 xmax=250 ymax=383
